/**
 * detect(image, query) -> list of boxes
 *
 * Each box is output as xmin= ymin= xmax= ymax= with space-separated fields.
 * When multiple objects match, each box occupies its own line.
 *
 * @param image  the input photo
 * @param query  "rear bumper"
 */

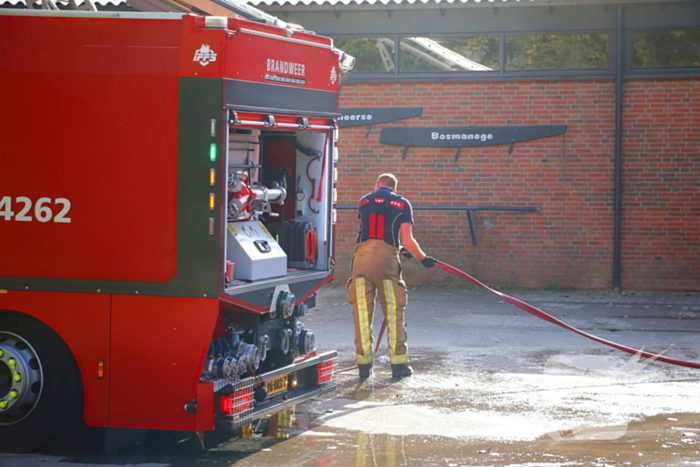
xmin=214 ymin=350 xmax=337 ymax=430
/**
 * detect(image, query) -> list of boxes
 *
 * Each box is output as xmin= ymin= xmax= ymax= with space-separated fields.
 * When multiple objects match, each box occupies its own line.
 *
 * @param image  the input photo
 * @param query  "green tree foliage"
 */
xmin=632 ymin=30 xmax=700 ymax=67
xmin=333 ymin=38 xmax=393 ymax=72
xmin=506 ymin=33 xmax=609 ymax=70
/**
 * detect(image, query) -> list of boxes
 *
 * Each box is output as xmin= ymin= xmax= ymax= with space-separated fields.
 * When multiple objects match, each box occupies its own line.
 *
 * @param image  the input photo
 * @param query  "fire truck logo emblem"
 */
xmin=330 ymin=66 xmax=338 ymax=85
xmin=193 ymin=45 xmax=217 ymax=67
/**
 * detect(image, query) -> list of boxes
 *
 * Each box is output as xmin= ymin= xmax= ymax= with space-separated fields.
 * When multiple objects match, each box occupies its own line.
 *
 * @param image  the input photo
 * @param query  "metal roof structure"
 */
xmin=247 ymin=0 xmax=555 ymax=5
xmin=244 ymin=0 xmax=673 ymax=8
xmin=0 ymin=0 xmax=128 ymax=5
xmin=1 ymin=0 xmax=292 ymax=28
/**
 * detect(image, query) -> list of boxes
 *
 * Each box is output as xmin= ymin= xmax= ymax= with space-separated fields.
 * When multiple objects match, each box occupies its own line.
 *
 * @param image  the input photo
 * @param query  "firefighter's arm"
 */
xmin=400 ymin=223 xmax=436 ymax=267
xmin=400 ymin=222 xmax=427 ymax=260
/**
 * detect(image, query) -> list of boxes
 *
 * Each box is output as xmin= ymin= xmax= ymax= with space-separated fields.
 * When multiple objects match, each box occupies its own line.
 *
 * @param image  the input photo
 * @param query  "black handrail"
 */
xmin=336 ymin=205 xmax=540 ymax=246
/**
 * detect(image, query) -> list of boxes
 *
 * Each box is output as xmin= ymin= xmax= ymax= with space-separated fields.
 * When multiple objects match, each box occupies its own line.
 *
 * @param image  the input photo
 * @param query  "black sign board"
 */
xmin=338 ymin=107 xmax=423 ymax=128
xmin=380 ymin=125 xmax=567 ymax=147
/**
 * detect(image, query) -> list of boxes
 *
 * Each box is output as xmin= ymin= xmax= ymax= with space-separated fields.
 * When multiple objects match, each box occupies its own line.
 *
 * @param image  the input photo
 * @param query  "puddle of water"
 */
xmin=220 ymin=410 xmax=700 ymax=467
xmin=312 ymin=355 xmax=700 ymax=443
xmin=216 ymin=350 xmax=700 ymax=467
xmin=314 ymin=399 xmax=556 ymax=440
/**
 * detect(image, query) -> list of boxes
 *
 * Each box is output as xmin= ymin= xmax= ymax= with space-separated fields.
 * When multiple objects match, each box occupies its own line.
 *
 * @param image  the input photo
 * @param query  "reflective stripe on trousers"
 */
xmin=347 ymin=240 xmax=409 ymax=365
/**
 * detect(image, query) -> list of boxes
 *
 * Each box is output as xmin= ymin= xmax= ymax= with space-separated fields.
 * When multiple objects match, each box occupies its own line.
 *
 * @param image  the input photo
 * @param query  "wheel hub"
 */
xmin=0 ymin=361 xmax=11 ymax=397
xmin=0 ymin=332 xmax=43 ymax=425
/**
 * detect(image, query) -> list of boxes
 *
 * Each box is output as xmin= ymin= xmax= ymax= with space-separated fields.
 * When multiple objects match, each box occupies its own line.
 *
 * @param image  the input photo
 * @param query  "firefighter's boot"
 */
xmin=358 ymin=364 xmax=373 ymax=378
xmin=391 ymin=364 xmax=413 ymax=379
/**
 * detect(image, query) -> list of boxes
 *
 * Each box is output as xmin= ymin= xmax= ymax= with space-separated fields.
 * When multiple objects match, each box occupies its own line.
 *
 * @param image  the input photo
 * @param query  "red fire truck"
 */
xmin=0 ymin=9 xmax=351 ymax=452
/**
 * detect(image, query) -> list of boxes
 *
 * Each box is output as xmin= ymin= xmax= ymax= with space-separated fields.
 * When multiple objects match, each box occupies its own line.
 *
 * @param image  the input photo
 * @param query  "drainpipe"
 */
xmin=613 ymin=6 xmax=624 ymax=293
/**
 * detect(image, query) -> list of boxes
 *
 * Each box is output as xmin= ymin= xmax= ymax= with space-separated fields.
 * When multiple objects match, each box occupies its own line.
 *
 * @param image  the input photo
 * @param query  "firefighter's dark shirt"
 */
xmin=355 ymin=187 xmax=414 ymax=248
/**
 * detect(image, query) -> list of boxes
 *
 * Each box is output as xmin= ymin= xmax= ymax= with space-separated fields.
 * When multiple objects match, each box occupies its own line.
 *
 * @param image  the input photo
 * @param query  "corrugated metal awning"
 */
xmin=246 ymin=0 xmax=555 ymax=7
xmin=0 ymin=0 xmax=291 ymax=24
xmin=0 ymin=0 xmax=128 ymax=5
xmin=244 ymin=0 xmax=666 ymax=8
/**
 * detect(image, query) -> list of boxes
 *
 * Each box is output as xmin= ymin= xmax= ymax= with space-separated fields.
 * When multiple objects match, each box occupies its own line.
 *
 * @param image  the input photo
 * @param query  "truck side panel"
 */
xmin=108 ymin=295 xmax=218 ymax=430
xmin=0 ymin=16 xmax=181 ymax=283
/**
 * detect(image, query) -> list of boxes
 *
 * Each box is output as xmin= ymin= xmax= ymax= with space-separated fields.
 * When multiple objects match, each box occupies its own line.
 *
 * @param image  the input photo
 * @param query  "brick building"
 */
xmin=249 ymin=0 xmax=700 ymax=291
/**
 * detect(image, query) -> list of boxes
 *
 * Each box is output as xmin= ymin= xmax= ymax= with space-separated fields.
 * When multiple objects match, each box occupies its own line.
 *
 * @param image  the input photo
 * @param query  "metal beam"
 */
xmin=613 ymin=5 xmax=624 ymax=292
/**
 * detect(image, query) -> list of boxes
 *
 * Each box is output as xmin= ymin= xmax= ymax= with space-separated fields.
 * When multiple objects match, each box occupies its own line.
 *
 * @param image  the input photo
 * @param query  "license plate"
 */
xmin=266 ymin=374 xmax=289 ymax=396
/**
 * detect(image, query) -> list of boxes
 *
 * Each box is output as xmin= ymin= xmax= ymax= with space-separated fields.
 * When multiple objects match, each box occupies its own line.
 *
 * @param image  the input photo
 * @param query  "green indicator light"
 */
xmin=209 ymin=143 xmax=218 ymax=162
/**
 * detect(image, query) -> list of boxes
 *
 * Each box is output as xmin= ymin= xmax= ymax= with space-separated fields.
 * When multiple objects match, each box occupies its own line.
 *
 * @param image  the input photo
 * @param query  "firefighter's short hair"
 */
xmin=376 ymin=173 xmax=398 ymax=190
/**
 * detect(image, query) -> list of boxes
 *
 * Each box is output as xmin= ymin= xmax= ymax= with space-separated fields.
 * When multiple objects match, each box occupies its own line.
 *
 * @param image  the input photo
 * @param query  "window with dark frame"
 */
xmin=399 ymin=35 xmax=500 ymax=72
xmin=505 ymin=33 xmax=609 ymax=71
xmin=631 ymin=29 xmax=700 ymax=68
xmin=332 ymin=38 xmax=396 ymax=73
xmin=333 ymin=27 xmax=700 ymax=78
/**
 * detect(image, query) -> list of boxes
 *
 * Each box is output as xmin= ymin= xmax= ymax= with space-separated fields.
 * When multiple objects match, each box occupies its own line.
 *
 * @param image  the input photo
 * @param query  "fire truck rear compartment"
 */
xmin=223 ymin=127 xmax=333 ymax=289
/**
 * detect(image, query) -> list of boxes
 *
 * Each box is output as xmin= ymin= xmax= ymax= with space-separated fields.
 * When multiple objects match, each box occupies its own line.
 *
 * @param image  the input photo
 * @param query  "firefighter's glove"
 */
xmin=420 ymin=256 xmax=436 ymax=268
xmin=400 ymin=247 xmax=414 ymax=259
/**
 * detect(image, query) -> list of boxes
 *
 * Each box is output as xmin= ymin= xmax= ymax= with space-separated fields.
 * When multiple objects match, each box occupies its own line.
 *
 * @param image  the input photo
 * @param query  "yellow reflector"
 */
xmin=209 ymin=169 xmax=216 ymax=186
xmin=209 ymin=193 xmax=216 ymax=210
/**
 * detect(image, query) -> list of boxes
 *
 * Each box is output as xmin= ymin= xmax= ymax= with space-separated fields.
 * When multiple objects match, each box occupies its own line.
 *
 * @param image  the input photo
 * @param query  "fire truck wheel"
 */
xmin=0 ymin=311 xmax=84 ymax=453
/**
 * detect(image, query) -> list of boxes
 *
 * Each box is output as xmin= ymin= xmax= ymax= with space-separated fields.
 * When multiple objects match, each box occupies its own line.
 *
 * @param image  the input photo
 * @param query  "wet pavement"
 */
xmin=2 ymin=286 xmax=700 ymax=466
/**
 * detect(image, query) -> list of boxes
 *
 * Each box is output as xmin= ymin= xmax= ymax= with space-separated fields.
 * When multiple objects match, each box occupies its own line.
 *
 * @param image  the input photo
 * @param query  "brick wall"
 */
xmin=621 ymin=79 xmax=700 ymax=290
xmin=333 ymin=78 xmax=700 ymax=291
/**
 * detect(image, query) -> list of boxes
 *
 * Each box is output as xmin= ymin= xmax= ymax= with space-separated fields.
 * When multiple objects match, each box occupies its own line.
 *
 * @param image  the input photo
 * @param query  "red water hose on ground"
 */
xmin=435 ymin=260 xmax=700 ymax=370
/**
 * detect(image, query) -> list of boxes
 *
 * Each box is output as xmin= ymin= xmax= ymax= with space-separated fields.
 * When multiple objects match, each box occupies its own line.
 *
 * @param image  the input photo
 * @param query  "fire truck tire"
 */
xmin=0 ymin=310 xmax=84 ymax=453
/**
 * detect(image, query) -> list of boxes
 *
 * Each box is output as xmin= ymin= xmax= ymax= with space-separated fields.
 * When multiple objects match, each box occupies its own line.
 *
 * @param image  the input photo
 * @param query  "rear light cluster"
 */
xmin=219 ymin=388 xmax=253 ymax=416
xmin=315 ymin=360 xmax=335 ymax=386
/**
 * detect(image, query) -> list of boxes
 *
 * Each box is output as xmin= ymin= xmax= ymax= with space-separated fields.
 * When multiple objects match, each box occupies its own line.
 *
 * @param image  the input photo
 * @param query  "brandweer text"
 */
xmin=267 ymin=59 xmax=306 ymax=77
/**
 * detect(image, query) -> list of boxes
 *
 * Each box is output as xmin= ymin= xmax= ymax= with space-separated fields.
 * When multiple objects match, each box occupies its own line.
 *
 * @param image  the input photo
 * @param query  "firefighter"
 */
xmin=347 ymin=173 xmax=436 ymax=379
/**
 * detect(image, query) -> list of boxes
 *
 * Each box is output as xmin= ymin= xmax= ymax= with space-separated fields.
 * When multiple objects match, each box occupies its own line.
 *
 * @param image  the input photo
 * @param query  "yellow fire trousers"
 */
xmin=347 ymin=240 xmax=409 ymax=365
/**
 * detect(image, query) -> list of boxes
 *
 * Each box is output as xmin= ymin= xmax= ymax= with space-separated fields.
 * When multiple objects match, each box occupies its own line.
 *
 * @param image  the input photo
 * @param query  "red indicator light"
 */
xmin=315 ymin=360 xmax=335 ymax=386
xmin=219 ymin=389 xmax=253 ymax=416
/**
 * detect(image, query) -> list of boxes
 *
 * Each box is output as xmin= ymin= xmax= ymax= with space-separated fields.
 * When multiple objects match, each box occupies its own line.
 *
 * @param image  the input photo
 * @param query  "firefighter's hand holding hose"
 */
xmin=399 ymin=245 xmax=436 ymax=267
